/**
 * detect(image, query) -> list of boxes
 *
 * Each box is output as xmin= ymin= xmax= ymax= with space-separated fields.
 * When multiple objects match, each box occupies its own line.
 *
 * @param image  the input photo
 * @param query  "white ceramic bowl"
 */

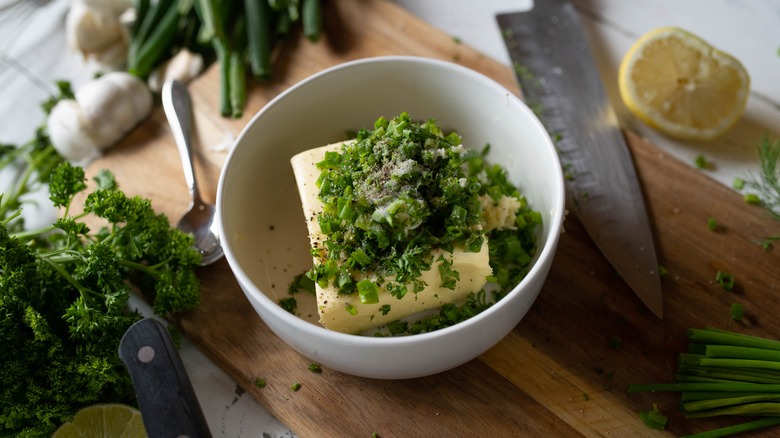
xmin=217 ymin=56 xmax=565 ymax=379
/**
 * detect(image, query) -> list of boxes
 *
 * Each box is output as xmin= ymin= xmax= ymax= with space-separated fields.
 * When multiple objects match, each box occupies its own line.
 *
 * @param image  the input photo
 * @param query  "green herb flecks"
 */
xmin=715 ymin=270 xmax=735 ymax=291
xmin=289 ymin=113 xmax=540 ymax=336
xmin=639 ymin=403 xmax=667 ymax=430
xmin=308 ymin=113 xmax=485 ymax=297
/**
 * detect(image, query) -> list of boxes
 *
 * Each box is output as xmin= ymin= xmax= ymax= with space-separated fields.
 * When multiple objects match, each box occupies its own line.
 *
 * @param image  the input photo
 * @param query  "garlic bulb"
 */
xmin=48 ymin=72 xmax=153 ymax=163
xmin=66 ymin=0 xmax=132 ymax=68
xmin=147 ymin=49 xmax=205 ymax=93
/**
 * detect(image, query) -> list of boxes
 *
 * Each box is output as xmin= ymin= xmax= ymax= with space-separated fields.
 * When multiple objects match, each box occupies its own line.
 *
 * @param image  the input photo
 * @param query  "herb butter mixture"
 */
xmin=288 ymin=113 xmax=541 ymax=335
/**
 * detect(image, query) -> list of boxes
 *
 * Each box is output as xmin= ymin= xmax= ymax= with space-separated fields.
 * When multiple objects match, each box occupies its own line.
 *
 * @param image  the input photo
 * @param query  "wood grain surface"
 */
xmin=84 ymin=1 xmax=780 ymax=436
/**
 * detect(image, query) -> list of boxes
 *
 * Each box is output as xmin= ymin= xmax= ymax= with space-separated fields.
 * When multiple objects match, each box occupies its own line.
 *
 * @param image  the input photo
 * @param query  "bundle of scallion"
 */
xmin=629 ymin=328 xmax=780 ymax=437
xmin=128 ymin=0 xmax=322 ymax=118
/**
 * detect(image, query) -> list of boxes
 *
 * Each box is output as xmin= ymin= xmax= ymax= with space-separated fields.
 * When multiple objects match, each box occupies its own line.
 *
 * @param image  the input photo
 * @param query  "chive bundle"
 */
xmin=127 ymin=0 xmax=322 ymax=118
xmin=629 ymin=328 xmax=780 ymax=437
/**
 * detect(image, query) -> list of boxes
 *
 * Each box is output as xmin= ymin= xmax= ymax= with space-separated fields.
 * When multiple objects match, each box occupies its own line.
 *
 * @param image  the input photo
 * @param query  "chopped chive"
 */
xmin=707 ymin=217 xmax=718 ymax=231
xmin=695 ymin=155 xmax=712 ymax=169
xmin=290 ymin=382 xmax=302 ymax=391
xmin=715 ymin=271 xmax=735 ymax=291
xmin=254 ymin=378 xmax=266 ymax=389
xmin=357 ymin=280 xmax=379 ymax=304
xmin=732 ymin=177 xmax=745 ymax=190
xmin=308 ymin=362 xmax=322 ymax=373
xmin=744 ymin=193 xmax=762 ymax=205
xmin=639 ymin=403 xmax=667 ymax=430
xmin=730 ymin=303 xmax=743 ymax=321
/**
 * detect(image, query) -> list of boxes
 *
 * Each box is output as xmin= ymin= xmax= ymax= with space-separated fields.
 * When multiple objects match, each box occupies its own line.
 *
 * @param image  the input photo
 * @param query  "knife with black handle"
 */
xmin=119 ymin=318 xmax=212 ymax=437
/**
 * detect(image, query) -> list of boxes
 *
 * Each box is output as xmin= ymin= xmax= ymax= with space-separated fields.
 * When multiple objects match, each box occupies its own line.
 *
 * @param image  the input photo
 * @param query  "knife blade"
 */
xmin=496 ymin=0 xmax=664 ymax=318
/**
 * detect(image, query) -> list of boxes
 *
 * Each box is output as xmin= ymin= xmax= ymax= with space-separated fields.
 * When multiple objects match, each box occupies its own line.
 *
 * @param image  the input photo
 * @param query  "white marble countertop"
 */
xmin=1 ymin=0 xmax=778 ymax=436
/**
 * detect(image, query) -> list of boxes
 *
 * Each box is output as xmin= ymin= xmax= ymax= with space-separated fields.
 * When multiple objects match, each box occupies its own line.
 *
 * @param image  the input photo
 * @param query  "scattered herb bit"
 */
xmin=451 ymin=35 xmax=462 ymax=44
xmin=694 ymin=154 xmax=712 ymax=170
xmin=760 ymin=236 xmax=778 ymax=250
xmin=345 ymin=303 xmax=358 ymax=316
xmin=744 ymin=193 xmax=761 ymax=205
xmin=288 ymin=272 xmax=316 ymax=294
xmin=730 ymin=303 xmax=744 ymax=321
xmin=279 ymin=297 xmax=298 ymax=314
xmin=707 ymin=217 xmax=718 ymax=231
xmin=308 ymin=363 xmax=322 ymax=373
xmin=608 ymin=336 xmax=623 ymax=349
xmin=583 ymin=393 xmax=590 ymax=401
xmin=379 ymin=304 xmax=391 ymax=316
xmin=290 ymin=382 xmax=302 ymax=391
xmin=715 ymin=270 xmax=735 ymax=291
xmin=254 ymin=378 xmax=267 ymax=389
xmin=732 ymin=177 xmax=746 ymax=190
xmin=658 ymin=264 xmax=669 ymax=279
xmin=370 ymin=433 xmax=380 ymax=438
xmin=628 ymin=328 xmax=780 ymax=436
xmin=639 ymin=403 xmax=667 ymax=431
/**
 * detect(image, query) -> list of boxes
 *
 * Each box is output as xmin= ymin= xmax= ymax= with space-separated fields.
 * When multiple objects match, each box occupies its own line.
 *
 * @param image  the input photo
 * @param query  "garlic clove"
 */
xmin=47 ymin=100 xmax=103 ymax=163
xmin=76 ymin=72 xmax=152 ymax=149
xmin=147 ymin=49 xmax=205 ymax=93
xmin=66 ymin=0 xmax=126 ymax=56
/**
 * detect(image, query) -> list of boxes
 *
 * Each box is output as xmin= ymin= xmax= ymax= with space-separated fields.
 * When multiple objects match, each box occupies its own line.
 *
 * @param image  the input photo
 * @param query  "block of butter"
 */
xmin=290 ymin=142 xmax=492 ymax=334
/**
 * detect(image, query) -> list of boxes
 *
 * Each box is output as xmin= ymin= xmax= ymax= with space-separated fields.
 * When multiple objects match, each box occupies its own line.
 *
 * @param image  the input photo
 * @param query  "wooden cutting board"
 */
xmin=85 ymin=1 xmax=780 ymax=436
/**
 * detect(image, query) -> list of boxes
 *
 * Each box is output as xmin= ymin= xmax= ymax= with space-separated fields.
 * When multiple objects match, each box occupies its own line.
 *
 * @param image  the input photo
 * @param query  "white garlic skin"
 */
xmin=148 ymin=49 xmax=205 ymax=93
xmin=48 ymin=72 xmax=152 ymax=163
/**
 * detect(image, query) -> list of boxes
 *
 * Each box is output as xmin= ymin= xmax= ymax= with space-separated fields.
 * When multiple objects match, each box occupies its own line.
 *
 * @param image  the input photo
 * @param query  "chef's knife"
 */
xmin=496 ymin=0 xmax=663 ymax=317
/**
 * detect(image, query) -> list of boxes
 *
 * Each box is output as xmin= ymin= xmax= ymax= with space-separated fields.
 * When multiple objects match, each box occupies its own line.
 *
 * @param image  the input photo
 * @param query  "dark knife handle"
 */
xmin=119 ymin=318 xmax=212 ymax=438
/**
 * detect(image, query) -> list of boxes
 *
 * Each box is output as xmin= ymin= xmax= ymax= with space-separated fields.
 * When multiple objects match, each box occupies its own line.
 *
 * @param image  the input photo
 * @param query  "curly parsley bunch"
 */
xmin=0 ymin=163 xmax=201 ymax=436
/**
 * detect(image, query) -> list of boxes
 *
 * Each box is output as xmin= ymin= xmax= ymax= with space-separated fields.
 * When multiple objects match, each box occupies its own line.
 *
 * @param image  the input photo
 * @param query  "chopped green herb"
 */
xmin=288 ymin=272 xmax=316 ymax=294
xmin=254 ymin=378 xmax=267 ymax=389
xmin=733 ymin=177 xmax=746 ymax=190
xmin=308 ymin=362 xmax=322 ymax=373
xmin=279 ymin=297 xmax=297 ymax=314
xmin=290 ymin=113 xmax=540 ymax=335
xmin=437 ymin=255 xmax=460 ymax=290
xmin=706 ymin=217 xmax=718 ymax=231
xmin=658 ymin=264 xmax=669 ymax=279
xmin=730 ymin=303 xmax=744 ymax=321
xmin=715 ymin=270 xmax=735 ymax=291
xmin=290 ymin=382 xmax=302 ymax=391
xmin=639 ymin=403 xmax=667 ymax=430
xmin=608 ymin=336 xmax=622 ymax=349
xmin=694 ymin=155 xmax=712 ymax=170
xmin=744 ymin=193 xmax=761 ymax=205
xmin=451 ymin=35 xmax=462 ymax=44
xmin=582 ymin=393 xmax=590 ymax=401
xmin=379 ymin=304 xmax=391 ymax=316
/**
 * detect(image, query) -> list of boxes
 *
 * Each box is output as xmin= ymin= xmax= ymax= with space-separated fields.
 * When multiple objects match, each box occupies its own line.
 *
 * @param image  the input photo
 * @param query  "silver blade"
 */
xmin=497 ymin=1 xmax=663 ymax=318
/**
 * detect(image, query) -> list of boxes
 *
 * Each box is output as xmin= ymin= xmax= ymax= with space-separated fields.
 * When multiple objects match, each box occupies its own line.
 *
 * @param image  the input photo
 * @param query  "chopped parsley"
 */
xmin=286 ymin=113 xmax=541 ymax=335
xmin=308 ymin=113 xmax=485 ymax=297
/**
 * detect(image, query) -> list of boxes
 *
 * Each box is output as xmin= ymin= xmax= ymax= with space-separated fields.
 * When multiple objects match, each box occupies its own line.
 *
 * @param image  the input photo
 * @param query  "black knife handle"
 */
xmin=119 ymin=318 xmax=212 ymax=438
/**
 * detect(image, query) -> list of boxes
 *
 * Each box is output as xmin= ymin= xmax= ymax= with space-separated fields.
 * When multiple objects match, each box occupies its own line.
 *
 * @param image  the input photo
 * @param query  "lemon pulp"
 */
xmin=618 ymin=26 xmax=750 ymax=141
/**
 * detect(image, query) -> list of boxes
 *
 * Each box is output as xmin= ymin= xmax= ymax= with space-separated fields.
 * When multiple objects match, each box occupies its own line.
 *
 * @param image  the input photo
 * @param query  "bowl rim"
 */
xmin=217 ymin=55 xmax=566 ymax=345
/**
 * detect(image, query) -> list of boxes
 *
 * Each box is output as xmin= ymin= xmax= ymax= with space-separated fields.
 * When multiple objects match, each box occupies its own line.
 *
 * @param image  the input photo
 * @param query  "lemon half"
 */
xmin=53 ymin=404 xmax=147 ymax=438
xmin=618 ymin=27 xmax=750 ymax=141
